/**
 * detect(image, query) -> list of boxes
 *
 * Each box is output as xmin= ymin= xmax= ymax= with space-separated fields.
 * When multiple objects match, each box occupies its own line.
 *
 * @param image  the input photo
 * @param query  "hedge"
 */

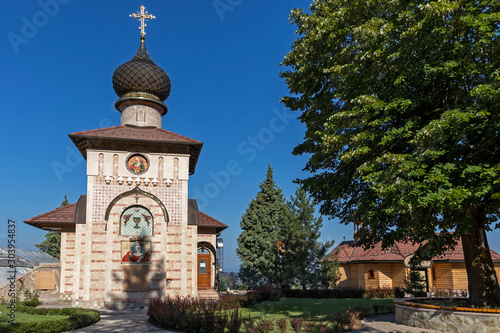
xmin=282 ymin=287 xmax=405 ymax=299
xmin=0 ymin=306 xmax=100 ymax=333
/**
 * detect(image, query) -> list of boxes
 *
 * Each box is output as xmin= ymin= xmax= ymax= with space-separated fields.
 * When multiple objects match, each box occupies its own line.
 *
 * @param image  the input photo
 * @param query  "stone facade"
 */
xmin=56 ymin=150 xmax=219 ymax=309
xmin=120 ymin=101 xmax=163 ymax=128
xmin=395 ymin=302 xmax=500 ymax=333
xmin=24 ymin=27 xmax=226 ymax=309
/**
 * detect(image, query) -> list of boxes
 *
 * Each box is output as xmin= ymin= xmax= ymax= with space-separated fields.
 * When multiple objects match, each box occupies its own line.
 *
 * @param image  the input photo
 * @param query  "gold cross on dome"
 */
xmin=130 ymin=5 xmax=156 ymax=38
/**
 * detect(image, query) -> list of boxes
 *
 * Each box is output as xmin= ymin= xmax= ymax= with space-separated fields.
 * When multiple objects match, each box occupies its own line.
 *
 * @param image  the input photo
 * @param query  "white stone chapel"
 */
xmin=25 ymin=6 xmax=227 ymax=309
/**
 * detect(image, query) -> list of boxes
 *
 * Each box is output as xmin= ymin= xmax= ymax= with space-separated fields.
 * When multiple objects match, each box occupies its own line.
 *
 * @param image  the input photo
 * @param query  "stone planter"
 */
xmin=394 ymin=298 xmax=500 ymax=333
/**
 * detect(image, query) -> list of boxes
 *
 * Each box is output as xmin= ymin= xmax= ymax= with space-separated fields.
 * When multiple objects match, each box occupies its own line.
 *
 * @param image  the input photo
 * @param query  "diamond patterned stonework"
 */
xmin=120 ymin=206 xmax=153 ymax=236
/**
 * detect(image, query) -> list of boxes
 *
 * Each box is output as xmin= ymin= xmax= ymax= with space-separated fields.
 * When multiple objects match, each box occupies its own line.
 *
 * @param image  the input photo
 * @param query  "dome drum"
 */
xmin=118 ymin=99 xmax=164 ymax=128
xmin=115 ymin=95 xmax=168 ymax=117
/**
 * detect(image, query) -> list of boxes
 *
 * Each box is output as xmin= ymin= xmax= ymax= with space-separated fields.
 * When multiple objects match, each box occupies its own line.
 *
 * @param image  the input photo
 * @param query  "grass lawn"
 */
xmin=0 ymin=304 xmax=68 ymax=326
xmin=240 ymin=297 xmax=395 ymax=321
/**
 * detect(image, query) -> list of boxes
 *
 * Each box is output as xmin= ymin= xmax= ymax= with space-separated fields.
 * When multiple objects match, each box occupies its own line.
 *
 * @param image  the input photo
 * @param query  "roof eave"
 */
xmin=24 ymin=221 xmax=76 ymax=232
xmin=68 ymin=134 xmax=204 ymax=174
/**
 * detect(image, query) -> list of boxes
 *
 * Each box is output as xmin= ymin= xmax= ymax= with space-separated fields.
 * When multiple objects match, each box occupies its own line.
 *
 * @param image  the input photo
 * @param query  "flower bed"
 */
xmin=394 ymin=298 xmax=500 ymax=332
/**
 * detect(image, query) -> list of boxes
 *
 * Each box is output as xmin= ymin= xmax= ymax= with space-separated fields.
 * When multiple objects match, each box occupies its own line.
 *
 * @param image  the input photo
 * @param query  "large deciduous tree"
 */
xmin=237 ymin=165 xmax=286 ymax=285
xmin=281 ymin=0 xmax=500 ymax=306
xmin=281 ymin=186 xmax=335 ymax=289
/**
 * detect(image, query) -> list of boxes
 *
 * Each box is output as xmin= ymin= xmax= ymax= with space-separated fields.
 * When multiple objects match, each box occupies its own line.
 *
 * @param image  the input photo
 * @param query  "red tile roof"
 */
xmin=26 ymin=203 xmax=77 ymax=224
xmin=198 ymin=211 xmax=227 ymax=230
xmin=326 ymin=239 xmax=500 ymax=263
xmin=25 ymin=201 xmax=227 ymax=232
xmin=69 ymin=125 xmax=203 ymax=174
xmin=70 ymin=125 xmax=201 ymax=144
xmin=24 ymin=203 xmax=78 ymax=232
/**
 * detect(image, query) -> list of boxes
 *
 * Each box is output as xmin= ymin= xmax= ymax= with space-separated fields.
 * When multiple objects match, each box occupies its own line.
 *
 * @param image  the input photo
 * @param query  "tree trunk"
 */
xmin=461 ymin=208 xmax=500 ymax=307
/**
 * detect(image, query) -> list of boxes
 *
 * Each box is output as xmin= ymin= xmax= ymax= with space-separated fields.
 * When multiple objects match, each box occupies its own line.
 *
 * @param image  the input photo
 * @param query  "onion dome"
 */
xmin=112 ymin=37 xmax=170 ymax=115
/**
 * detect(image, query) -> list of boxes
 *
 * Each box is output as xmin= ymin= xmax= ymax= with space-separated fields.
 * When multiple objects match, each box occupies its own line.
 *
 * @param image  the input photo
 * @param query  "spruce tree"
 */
xmin=281 ymin=186 xmax=334 ymax=289
xmin=60 ymin=194 xmax=69 ymax=207
xmin=34 ymin=194 xmax=67 ymax=259
xmin=237 ymin=165 xmax=285 ymax=285
xmin=320 ymin=250 xmax=341 ymax=289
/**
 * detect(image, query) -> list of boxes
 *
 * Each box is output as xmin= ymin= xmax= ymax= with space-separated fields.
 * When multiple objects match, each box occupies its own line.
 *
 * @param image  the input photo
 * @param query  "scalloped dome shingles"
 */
xmin=112 ymin=39 xmax=171 ymax=102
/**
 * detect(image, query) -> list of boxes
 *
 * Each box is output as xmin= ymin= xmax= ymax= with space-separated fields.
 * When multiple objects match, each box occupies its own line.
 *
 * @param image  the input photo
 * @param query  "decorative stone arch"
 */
xmin=197 ymin=241 xmax=216 ymax=255
xmin=104 ymin=186 xmax=169 ymax=223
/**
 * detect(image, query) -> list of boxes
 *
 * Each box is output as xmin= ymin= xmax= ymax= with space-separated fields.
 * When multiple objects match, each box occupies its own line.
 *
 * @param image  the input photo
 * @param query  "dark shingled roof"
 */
xmin=325 ymin=239 xmax=500 ymax=264
xmin=112 ymin=38 xmax=171 ymax=102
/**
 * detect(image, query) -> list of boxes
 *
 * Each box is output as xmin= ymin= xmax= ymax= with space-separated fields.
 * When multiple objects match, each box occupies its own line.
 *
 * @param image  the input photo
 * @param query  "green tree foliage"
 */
xmin=281 ymin=0 xmax=500 ymax=307
xmin=34 ymin=231 xmax=61 ymax=259
xmin=221 ymin=272 xmax=241 ymax=290
xmin=281 ymin=186 xmax=335 ymax=288
xmin=404 ymin=270 xmax=427 ymax=297
xmin=320 ymin=250 xmax=341 ymax=289
xmin=60 ymin=194 xmax=69 ymax=207
xmin=237 ymin=165 xmax=286 ymax=285
xmin=238 ymin=265 xmax=266 ymax=289
xmin=219 ymin=276 xmax=228 ymax=292
xmin=34 ymin=195 xmax=68 ymax=259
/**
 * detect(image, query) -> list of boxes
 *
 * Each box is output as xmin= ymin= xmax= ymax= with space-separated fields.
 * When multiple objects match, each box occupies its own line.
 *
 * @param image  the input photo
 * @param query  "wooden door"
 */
xmin=197 ymin=254 xmax=211 ymax=289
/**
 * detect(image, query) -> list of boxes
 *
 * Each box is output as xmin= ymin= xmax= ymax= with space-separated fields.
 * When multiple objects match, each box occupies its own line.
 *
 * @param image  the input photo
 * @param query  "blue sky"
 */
xmin=1 ymin=1 xmax=499 ymax=273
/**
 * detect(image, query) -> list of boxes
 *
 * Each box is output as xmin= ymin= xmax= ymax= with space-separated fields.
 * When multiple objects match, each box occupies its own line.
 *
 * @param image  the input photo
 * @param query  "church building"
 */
xmin=24 ymin=6 xmax=226 ymax=309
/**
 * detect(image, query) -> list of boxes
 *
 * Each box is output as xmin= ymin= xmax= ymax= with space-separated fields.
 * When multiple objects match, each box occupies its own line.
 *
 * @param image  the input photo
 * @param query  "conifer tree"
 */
xmin=60 ymin=194 xmax=69 ymax=207
xmin=35 ymin=194 xmax=67 ymax=259
xmin=281 ymin=186 xmax=335 ymax=289
xmin=320 ymin=250 xmax=341 ymax=289
xmin=237 ymin=165 xmax=285 ymax=285
xmin=238 ymin=265 xmax=266 ymax=289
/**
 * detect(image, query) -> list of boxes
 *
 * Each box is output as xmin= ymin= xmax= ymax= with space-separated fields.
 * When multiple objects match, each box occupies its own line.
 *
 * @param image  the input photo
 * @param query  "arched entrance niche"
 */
xmin=102 ymin=187 xmax=170 ymax=299
xmin=197 ymin=242 xmax=215 ymax=290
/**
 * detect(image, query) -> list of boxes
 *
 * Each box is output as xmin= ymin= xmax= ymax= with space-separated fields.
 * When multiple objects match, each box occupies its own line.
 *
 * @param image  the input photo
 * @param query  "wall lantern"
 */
xmin=117 ymin=176 xmax=124 ymax=185
xmin=152 ymin=178 xmax=158 ymax=186
xmin=135 ymin=177 xmax=141 ymax=185
xmin=126 ymin=177 xmax=133 ymax=185
xmin=144 ymin=178 xmax=150 ymax=186
xmin=105 ymin=176 xmax=111 ymax=184
xmin=165 ymin=179 xmax=172 ymax=187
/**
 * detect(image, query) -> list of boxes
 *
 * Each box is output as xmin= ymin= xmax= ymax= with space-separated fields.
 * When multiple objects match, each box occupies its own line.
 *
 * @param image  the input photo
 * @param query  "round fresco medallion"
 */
xmin=126 ymin=154 xmax=149 ymax=175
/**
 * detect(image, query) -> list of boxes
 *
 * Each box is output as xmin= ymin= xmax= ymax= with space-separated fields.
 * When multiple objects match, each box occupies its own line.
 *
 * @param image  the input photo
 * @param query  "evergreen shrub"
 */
xmin=251 ymin=286 xmax=282 ymax=303
xmin=1 ymin=307 xmax=99 ymax=333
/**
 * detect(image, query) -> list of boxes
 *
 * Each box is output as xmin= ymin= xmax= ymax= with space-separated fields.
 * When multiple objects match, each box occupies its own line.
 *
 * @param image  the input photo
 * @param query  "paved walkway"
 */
xmin=70 ymin=309 xmax=170 ymax=332
xmin=69 ymin=310 xmax=441 ymax=333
